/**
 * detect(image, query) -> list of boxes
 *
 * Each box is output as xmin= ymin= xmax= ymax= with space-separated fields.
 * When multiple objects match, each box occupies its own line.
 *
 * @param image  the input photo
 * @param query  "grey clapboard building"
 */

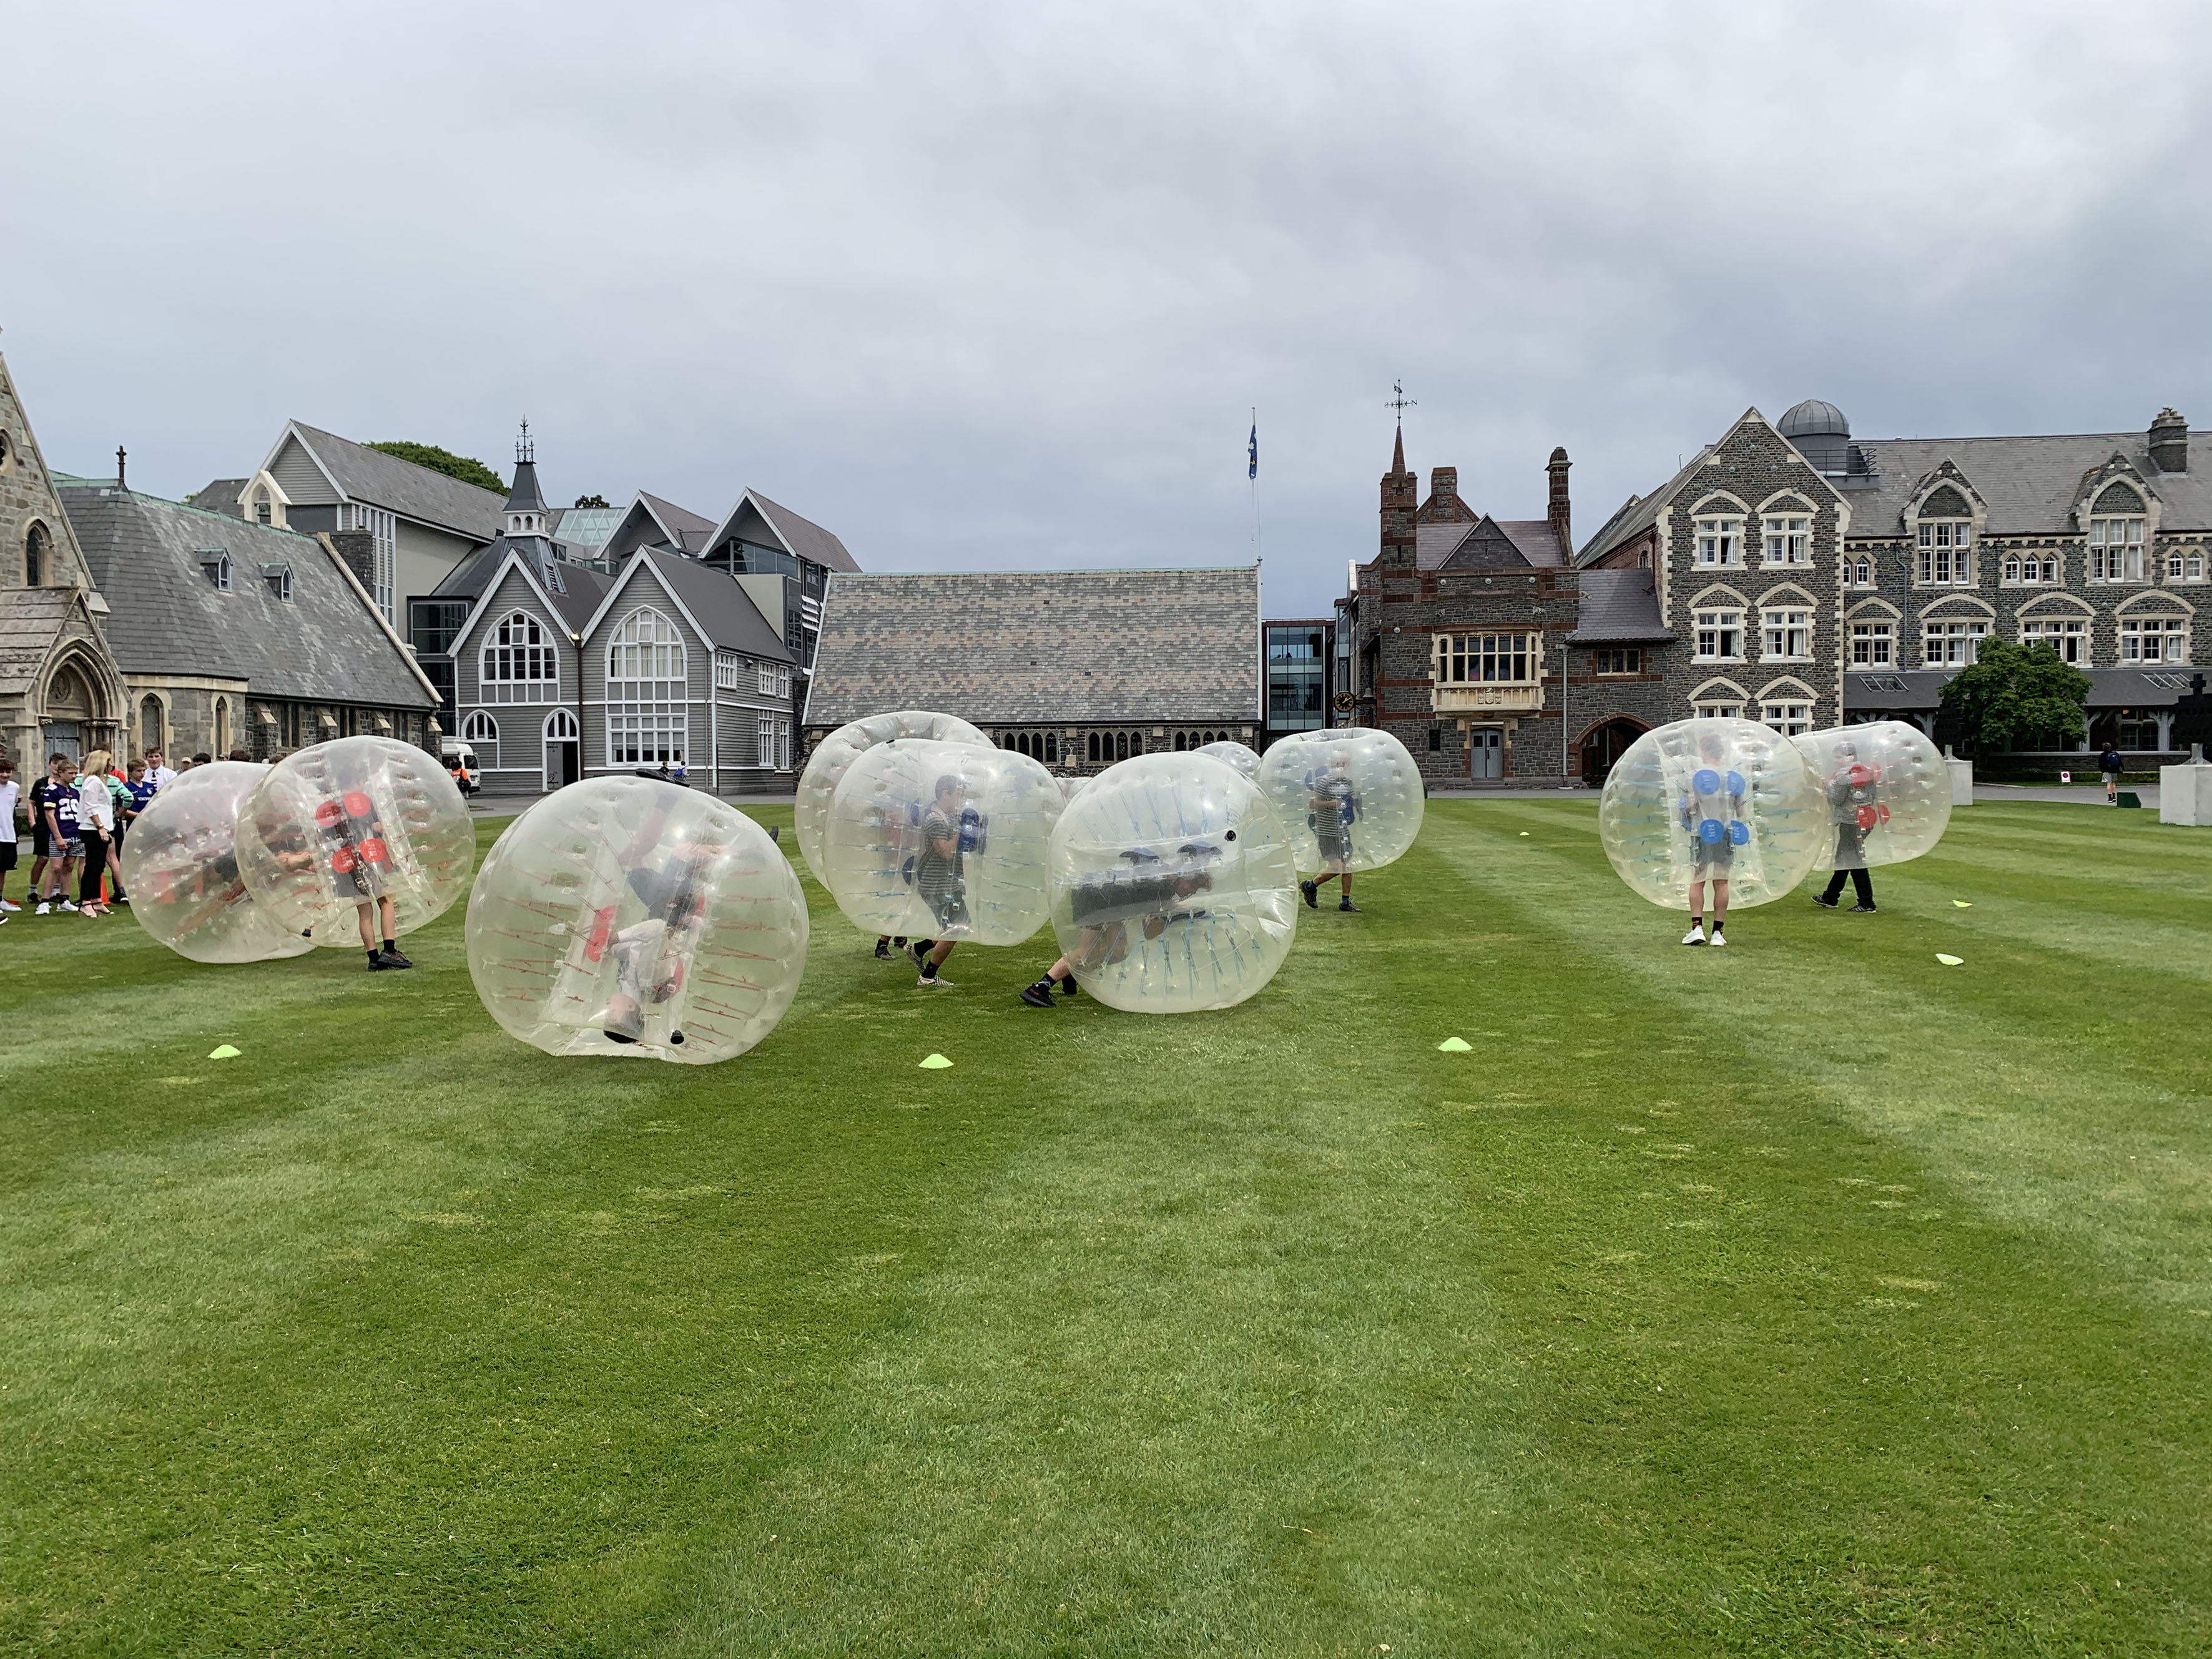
xmin=804 ymin=568 xmax=1261 ymax=767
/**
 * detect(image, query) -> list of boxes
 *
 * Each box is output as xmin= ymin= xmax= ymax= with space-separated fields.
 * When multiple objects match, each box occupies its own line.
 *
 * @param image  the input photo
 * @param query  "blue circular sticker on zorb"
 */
xmin=1693 ymin=768 xmax=1721 ymax=795
xmin=1726 ymin=770 xmax=1746 ymax=795
xmin=1729 ymin=819 xmax=1751 ymax=845
xmin=1698 ymin=818 xmax=1725 ymax=844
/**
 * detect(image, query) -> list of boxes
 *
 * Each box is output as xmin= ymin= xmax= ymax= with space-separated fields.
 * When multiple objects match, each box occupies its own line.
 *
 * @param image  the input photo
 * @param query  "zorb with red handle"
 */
xmin=1794 ymin=722 xmax=1951 ymax=874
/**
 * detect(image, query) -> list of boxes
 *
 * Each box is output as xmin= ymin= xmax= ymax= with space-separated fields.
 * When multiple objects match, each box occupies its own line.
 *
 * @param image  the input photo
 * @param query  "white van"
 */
xmin=440 ymin=739 xmax=480 ymax=795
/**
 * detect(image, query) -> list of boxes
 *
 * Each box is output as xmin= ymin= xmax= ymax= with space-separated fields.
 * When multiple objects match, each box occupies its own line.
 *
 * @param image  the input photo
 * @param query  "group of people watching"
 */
xmin=0 ymin=747 xmax=250 ymax=922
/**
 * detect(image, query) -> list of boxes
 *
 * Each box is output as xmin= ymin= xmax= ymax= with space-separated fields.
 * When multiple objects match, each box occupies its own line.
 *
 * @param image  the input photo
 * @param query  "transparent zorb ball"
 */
xmin=1255 ymin=727 xmax=1425 ymax=877
xmin=466 ymin=777 xmax=807 ymax=1063
xmin=794 ymin=711 xmax=991 ymax=887
xmin=235 ymin=736 xmax=476 ymax=943
xmin=1048 ymin=752 xmax=1298 ymax=1013
xmin=822 ymin=739 xmax=1061 ymax=944
xmin=117 ymin=762 xmax=317 ymax=964
xmin=1194 ymin=740 xmax=1260 ymax=780
xmin=1598 ymin=717 xmax=1821 ymax=908
xmin=1793 ymin=722 xmax=1952 ymax=871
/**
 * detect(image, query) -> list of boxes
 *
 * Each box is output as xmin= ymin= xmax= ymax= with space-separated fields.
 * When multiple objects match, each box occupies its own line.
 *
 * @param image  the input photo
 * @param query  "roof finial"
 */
xmin=1385 ymin=380 xmax=1415 ymax=473
xmin=516 ymin=418 xmax=533 ymax=465
xmin=116 ymin=445 xmax=127 ymax=491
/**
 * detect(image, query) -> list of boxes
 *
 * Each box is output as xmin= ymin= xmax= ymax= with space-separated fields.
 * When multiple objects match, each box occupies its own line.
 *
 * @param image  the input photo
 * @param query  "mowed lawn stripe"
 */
xmin=1407 ymin=801 xmax=2212 ymax=1650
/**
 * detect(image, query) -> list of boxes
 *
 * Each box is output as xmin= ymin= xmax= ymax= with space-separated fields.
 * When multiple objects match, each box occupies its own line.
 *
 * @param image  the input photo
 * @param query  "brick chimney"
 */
xmin=1546 ymin=446 xmax=1572 ymax=558
xmin=1380 ymin=426 xmax=1417 ymax=568
xmin=2151 ymin=407 xmax=2188 ymax=473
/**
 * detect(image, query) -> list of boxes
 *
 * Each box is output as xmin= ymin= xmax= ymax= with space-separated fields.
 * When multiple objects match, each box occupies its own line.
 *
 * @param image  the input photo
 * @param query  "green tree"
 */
xmin=366 ymin=441 xmax=506 ymax=495
xmin=573 ymin=493 xmax=611 ymax=509
xmin=1938 ymin=639 xmax=2090 ymax=756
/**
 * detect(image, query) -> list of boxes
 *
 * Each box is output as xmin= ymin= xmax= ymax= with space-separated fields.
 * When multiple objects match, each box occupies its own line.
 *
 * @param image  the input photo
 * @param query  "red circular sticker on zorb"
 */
xmin=342 ymin=790 xmax=373 ymax=818
xmin=315 ymin=800 xmax=343 ymax=829
xmin=1856 ymin=804 xmax=1879 ymax=829
xmin=1847 ymin=764 xmax=1875 ymax=788
xmin=330 ymin=846 xmax=357 ymax=874
xmin=359 ymin=837 xmax=388 ymax=865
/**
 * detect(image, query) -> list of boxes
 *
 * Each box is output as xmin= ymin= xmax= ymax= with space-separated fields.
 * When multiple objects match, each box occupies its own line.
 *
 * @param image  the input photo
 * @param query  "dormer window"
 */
xmin=1915 ymin=521 xmax=1972 ymax=584
xmin=2089 ymin=516 xmax=2145 ymax=582
xmin=199 ymin=549 xmax=233 ymax=591
xmin=1694 ymin=516 xmax=1742 ymax=567
xmin=255 ymin=498 xmax=272 ymax=524
xmin=262 ymin=561 xmax=293 ymax=601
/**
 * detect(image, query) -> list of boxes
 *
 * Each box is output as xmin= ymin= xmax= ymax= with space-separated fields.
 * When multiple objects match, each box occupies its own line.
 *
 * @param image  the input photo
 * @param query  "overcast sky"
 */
xmin=7 ymin=1 xmax=2211 ymax=615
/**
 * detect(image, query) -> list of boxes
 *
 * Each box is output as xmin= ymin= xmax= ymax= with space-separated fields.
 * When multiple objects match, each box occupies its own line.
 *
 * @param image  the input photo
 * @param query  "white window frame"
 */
xmin=1694 ymin=516 xmax=1743 ymax=568
xmin=1842 ymin=554 xmax=1874 ymax=589
xmin=343 ymin=503 xmax=398 ymax=623
xmin=1433 ymin=633 xmax=1538 ymax=685
xmin=1915 ymin=521 xmax=1973 ymax=586
xmin=1693 ymin=608 xmax=1743 ymax=662
xmin=479 ymin=610 xmax=559 ymax=704
xmin=1761 ymin=515 xmax=1811 ymax=566
xmin=605 ymin=606 xmax=687 ymax=768
xmin=2120 ymin=616 xmax=2189 ymax=664
xmin=1922 ymin=618 xmax=1987 ymax=667
xmin=1761 ymin=606 xmax=1812 ymax=661
xmin=2001 ymin=549 xmax=2060 ymax=586
xmin=2088 ymin=517 xmax=2146 ymax=583
xmin=461 ymin=709 xmax=499 ymax=768
xmin=2166 ymin=549 xmax=2205 ymax=583
xmin=715 ymin=651 xmax=741 ymax=691
xmin=757 ymin=715 xmax=775 ymax=767
xmin=1693 ymin=699 xmax=1743 ymax=719
xmin=2020 ymin=616 xmax=2087 ymax=665
xmin=1850 ymin=621 xmax=1892 ymax=667
xmin=1761 ymin=699 xmax=1812 ymax=736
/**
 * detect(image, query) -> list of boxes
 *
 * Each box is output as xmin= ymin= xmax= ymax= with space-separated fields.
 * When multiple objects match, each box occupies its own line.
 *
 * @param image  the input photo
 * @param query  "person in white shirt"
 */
xmin=74 ymin=749 xmax=118 ymax=918
xmin=0 ymin=756 xmax=20 ymax=916
xmin=144 ymin=749 xmax=178 ymax=792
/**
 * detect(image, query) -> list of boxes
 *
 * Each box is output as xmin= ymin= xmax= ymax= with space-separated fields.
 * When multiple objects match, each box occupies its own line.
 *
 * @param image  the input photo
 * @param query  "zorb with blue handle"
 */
xmin=1599 ymin=717 xmax=1821 ymax=909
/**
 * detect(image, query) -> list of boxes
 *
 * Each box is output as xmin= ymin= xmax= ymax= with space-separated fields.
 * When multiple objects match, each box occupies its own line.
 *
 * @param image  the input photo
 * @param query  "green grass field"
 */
xmin=4 ymin=799 xmax=2210 ymax=1656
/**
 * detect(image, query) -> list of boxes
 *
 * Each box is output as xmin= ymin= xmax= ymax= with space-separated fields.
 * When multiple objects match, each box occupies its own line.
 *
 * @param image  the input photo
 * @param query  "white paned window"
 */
xmin=606 ymin=607 xmax=687 ymax=767
xmin=1842 ymin=554 xmax=1873 ymax=588
xmin=343 ymin=503 xmax=398 ymax=623
xmin=2166 ymin=549 xmax=2205 ymax=582
xmin=2021 ymin=618 xmax=2086 ymax=664
xmin=757 ymin=716 xmax=774 ymax=766
xmin=1923 ymin=619 xmax=1987 ymax=667
xmin=1762 ymin=608 xmax=1811 ymax=660
xmin=1695 ymin=517 xmax=1743 ymax=568
xmin=461 ymin=709 xmax=499 ymax=769
xmin=778 ymin=719 xmax=792 ymax=769
xmin=1434 ymin=633 xmax=1536 ymax=684
xmin=716 ymin=651 xmax=741 ymax=691
xmin=1850 ymin=622 xmax=1892 ymax=666
xmin=479 ymin=611 xmax=558 ymax=702
xmin=2121 ymin=617 xmax=2188 ymax=664
xmin=1693 ymin=699 xmax=1743 ymax=719
xmin=2089 ymin=518 xmax=2145 ymax=583
xmin=1761 ymin=701 xmax=1812 ymax=736
xmin=1693 ymin=609 xmax=1743 ymax=661
xmin=1762 ymin=516 xmax=1811 ymax=564
xmin=1915 ymin=521 xmax=1972 ymax=584
xmin=2002 ymin=550 xmax=2060 ymax=585
xmin=755 ymin=660 xmax=792 ymax=697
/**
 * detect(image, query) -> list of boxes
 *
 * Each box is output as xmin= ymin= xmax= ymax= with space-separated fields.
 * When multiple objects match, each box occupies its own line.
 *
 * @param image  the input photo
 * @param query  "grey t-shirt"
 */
xmin=915 ymin=804 xmax=961 ymax=901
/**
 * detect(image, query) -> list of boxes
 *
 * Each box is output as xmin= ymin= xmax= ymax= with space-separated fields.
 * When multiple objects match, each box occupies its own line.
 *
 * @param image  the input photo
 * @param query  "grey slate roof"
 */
xmin=503 ymin=457 xmax=547 ymax=514
xmin=1841 ymin=665 xmax=2198 ymax=712
xmin=0 ymin=588 xmax=92 ymax=697
xmin=187 ymin=478 xmax=249 ymax=518
xmin=1566 ymin=569 xmax=1674 ymax=642
xmin=1839 ymin=430 xmax=2210 ymax=539
xmin=634 ymin=548 xmax=791 ymax=662
xmin=434 ymin=535 xmax=609 ymax=631
xmin=287 ymin=423 xmax=506 ymax=540
xmin=1418 ymin=516 xmax=1563 ymax=569
xmin=1498 ymin=519 xmax=1565 ymax=566
xmin=639 ymin=491 xmax=715 ymax=554
xmin=804 ymin=567 xmax=1260 ymax=727
xmin=743 ymin=490 xmax=861 ymax=573
xmin=59 ymin=483 xmax=436 ymax=709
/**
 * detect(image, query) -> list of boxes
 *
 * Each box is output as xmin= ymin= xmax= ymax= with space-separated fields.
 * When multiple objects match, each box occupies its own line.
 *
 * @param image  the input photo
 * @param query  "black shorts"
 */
xmin=0 ymin=840 xmax=15 ymax=872
xmin=31 ymin=823 xmax=48 ymax=858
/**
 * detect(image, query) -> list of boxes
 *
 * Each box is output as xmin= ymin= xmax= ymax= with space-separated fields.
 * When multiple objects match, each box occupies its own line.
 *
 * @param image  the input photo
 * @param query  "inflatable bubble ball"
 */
xmin=1194 ymin=739 xmax=1261 ymax=780
xmin=117 ymin=762 xmax=319 ymax=965
xmin=1793 ymin=721 xmax=1952 ymax=871
xmin=1254 ymin=727 xmax=1425 ymax=877
xmin=822 ymin=739 xmax=1061 ymax=945
xmin=235 ymin=736 xmax=475 ymax=945
xmin=1597 ymin=717 xmax=1821 ymax=910
xmin=466 ymin=777 xmax=807 ymax=1063
xmin=1047 ymin=751 xmax=1299 ymax=1013
xmin=795 ymin=711 xmax=991 ymax=888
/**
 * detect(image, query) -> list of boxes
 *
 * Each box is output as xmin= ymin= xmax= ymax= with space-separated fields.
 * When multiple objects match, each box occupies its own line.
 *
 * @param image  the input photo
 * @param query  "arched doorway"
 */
xmin=1578 ymin=717 xmax=1647 ymax=788
xmin=41 ymin=664 xmax=90 ymax=762
xmin=543 ymin=708 xmax=580 ymax=791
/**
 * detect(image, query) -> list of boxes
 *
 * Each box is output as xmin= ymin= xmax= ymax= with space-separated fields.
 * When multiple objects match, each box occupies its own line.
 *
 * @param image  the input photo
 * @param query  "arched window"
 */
xmin=462 ymin=709 xmax=500 ymax=768
xmin=1174 ymin=731 xmax=1187 ymax=751
xmin=1086 ymin=732 xmax=1099 ymax=763
xmin=606 ymin=607 xmax=686 ymax=767
xmin=139 ymin=696 xmax=163 ymax=757
xmin=25 ymin=521 xmax=49 ymax=586
xmin=214 ymin=696 xmax=232 ymax=756
xmin=481 ymin=610 xmax=558 ymax=702
xmin=1115 ymin=730 xmax=1129 ymax=761
xmin=544 ymin=707 xmax=579 ymax=741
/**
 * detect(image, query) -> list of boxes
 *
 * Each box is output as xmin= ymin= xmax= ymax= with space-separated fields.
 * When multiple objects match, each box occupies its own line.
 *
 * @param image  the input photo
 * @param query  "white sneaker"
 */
xmin=0 ymin=898 xmax=19 ymax=912
xmin=56 ymin=900 xmax=77 ymax=913
xmin=1680 ymin=926 xmax=1707 ymax=946
xmin=917 ymin=973 xmax=955 ymax=988
xmin=35 ymin=902 xmax=51 ymax=916
xmin=1709 ymin=929 xmax=1727 ymax=947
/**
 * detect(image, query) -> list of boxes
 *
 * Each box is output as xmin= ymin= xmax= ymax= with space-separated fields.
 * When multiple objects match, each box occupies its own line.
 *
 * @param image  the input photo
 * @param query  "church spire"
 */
xmin=503 ymin=418 xmax=548 ymax=535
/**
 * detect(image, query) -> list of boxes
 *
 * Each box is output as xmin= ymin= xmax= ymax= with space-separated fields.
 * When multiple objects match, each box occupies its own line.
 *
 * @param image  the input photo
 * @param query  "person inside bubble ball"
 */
xmin=1020 ymin=842 xmax=1219 ymax=1007
xmin=589 ymin=803 xmax=721 ymax=1043
xmin=1678 ymin=727 xmax=1747 ymax=947
xmin=1297 ymin=751 xmax=1360 ymax=914
xmin=908 ymin=772 xmax=970 ymax=989
xmin=1810 ymin=736 xmax=1882 ymax=914
xmin=313 ymin=784 xmax=408 ymax=970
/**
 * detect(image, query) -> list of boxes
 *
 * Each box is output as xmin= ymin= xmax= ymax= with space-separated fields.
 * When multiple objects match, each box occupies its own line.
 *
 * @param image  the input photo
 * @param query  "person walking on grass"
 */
xmin=2100 ymin=742 xmax=2125 ymax=803
xmin=908 ymin=772 xmax=969 ymax=988
xmin=1809 ymin=736 xmax=1878 ymax=914
xmin=1298 ymin=751 xmax=1360 ymax=913
xmin=1679 ymin=728 xmax=1744 ymax=947
xmin=0 ymin=757 xmax=21 ymax=918
xmin=73 ymin=749 xmax=117 ymax=918
xmin=36 ymin=756 xmax=84 ymax=915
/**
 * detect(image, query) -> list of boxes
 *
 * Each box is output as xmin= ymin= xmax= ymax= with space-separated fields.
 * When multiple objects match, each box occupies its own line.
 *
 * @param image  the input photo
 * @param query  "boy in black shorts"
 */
xmin=908 ymin=773 xmax=970 ymax=987
xmin=314 ymin=785 xmax=408 ymax=968
xmin=0 ymin=757 xmax=20 ymax=914
xmin=1297 ymin=752 xmax=1360 ymax=913
xmin=1021 ymin=844 xmax=1217 ymax=1005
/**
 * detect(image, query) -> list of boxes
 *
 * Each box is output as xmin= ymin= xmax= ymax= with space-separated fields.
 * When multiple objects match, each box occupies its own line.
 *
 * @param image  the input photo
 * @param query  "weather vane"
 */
xmin=517 ymin=417 xmax=533 ymax=463
xmin=1385 ymin=380 xmax=1417 ymax=423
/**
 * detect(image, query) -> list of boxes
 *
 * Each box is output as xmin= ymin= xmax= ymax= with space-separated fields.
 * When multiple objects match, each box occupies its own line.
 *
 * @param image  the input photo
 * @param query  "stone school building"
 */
xmin=1345 ymin=398 xmax=2209 ymax=785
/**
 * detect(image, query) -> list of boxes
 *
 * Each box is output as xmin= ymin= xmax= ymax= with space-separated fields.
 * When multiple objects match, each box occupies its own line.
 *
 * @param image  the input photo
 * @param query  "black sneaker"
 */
xmin=874 ymin=938 xmax=891 ymax=960
xmin=1059 ymin=975 xmax=1079 ymax=998
xmin=1339 ymin=898 xmax=1360 ymax=912
xmin=1020 ymin=982 xmax=1055 ymax=1008
xmin=892 ymin=937 xmax=908 ymax=948
xmin=1848 ymin=904 xmax=1877 ymax=913
xmin=1811 ymin=894 xmax=1839 ymax=909
xmin=1299 ymin=879 xmax=1318 ymax=909
xmin=379 ymin=947 xmax=413 ymax=968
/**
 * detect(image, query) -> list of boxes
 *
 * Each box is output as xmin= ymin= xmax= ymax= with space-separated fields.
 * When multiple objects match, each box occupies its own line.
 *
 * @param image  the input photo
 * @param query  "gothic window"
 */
xmin=481 ymin=611 xmax=558 ymax=702
xmin=1842 ymin=553 xmax=1873 ymax=588
xmin=462 ymin=709 xmax=500 ymax=768
xmin=25 ymin=520 xmax=49 ymax=586
xmin=2003 ymin=549 xmax=2060 ymax=585
xmin=2166 ymin=549 xmax=2205 ymax=582
xmin=606 ymin=607 xmax=686 ymax=767
xmin=1915 ymin=520 xmax=1972 ymax=584
xmin=2089 ymin=514 xmax=2146 ymax=583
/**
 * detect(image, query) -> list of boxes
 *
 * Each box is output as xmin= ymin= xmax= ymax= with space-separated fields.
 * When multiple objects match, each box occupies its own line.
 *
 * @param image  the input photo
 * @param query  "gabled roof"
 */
xmin=596 ymin=491 xmax=717 ymax=568
xmin=503 ymin=456 xmax=548 ymax=515
xmin=0 ymin=587 xmax=104 ymax=697
xmin=431 ymin=533 xmax=606 ymax=620
xmin=58 ymin=482 xmax=437 ymax=709
xmin=187 ymin=478 xmax=251 ymax=518
xmin=257 ymin=421 xmax=506 ymax=541
xmin=582 ymin=547 xmax=792 ymax=662
xmin=1420 ymin=515 xmax=1566 ymax=571
xmin=1577 ymin=406 xmax=1849 ymax=564
xmin=1567 ymin=569 xmax=1674 ymax=642
xmin=451 ymin=545 xmax=616 ymax=656
xmin=1837 ymin=430 xmax=2210 ymax=539
xmin=804 ymin=567 xmax=1260 ymax=727
xmin=702 ymin=488 xmax=860 ymax=573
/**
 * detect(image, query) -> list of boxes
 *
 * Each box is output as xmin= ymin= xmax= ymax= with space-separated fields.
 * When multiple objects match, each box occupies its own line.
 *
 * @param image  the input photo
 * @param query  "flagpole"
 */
xmin=1249 ymin=406 xmax=1260 ymax=564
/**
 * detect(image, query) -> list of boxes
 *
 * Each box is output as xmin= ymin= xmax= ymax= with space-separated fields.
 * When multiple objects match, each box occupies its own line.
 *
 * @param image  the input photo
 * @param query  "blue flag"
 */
xmin=1248 ymin=421 xmax=1257 ymax=481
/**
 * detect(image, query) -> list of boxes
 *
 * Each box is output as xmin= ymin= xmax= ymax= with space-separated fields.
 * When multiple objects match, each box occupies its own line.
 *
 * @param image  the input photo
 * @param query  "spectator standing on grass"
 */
xmin=144 ymin=749 xmax=177 ymax=792
xmin=0 ymin=756 xmax=21 ymax=917
xmin=74 ymin=749 xmax=117 ymax=918
xmin=117 ymin=761 xmax=156 ymax=902
xmin=24 ymin=754 xmax=62 ymax=908
xmin=2100 ymin=742 xmax=2125 ymax=803
xmin=37 ymin=756 xmax=83 ymax=915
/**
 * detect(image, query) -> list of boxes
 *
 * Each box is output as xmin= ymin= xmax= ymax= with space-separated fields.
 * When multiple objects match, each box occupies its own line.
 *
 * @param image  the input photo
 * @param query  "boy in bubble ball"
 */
xmin=589 ymin=799 xmax=720 ymax=1043
xmin=908 ymin=772 xmax=973 ymax=988
xmin=1678 ymin=728 xmax=1747 ymax=947
xmin=313 ymin=785 xmax=408 ymax=969
xmin=1297 ymin=751 xmax=1360 ymax=913
xmin=1021 ymin=843 xmax=1218 ymax=1007
xmin=1809 ymin=736 xmax=1882 ymax=914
